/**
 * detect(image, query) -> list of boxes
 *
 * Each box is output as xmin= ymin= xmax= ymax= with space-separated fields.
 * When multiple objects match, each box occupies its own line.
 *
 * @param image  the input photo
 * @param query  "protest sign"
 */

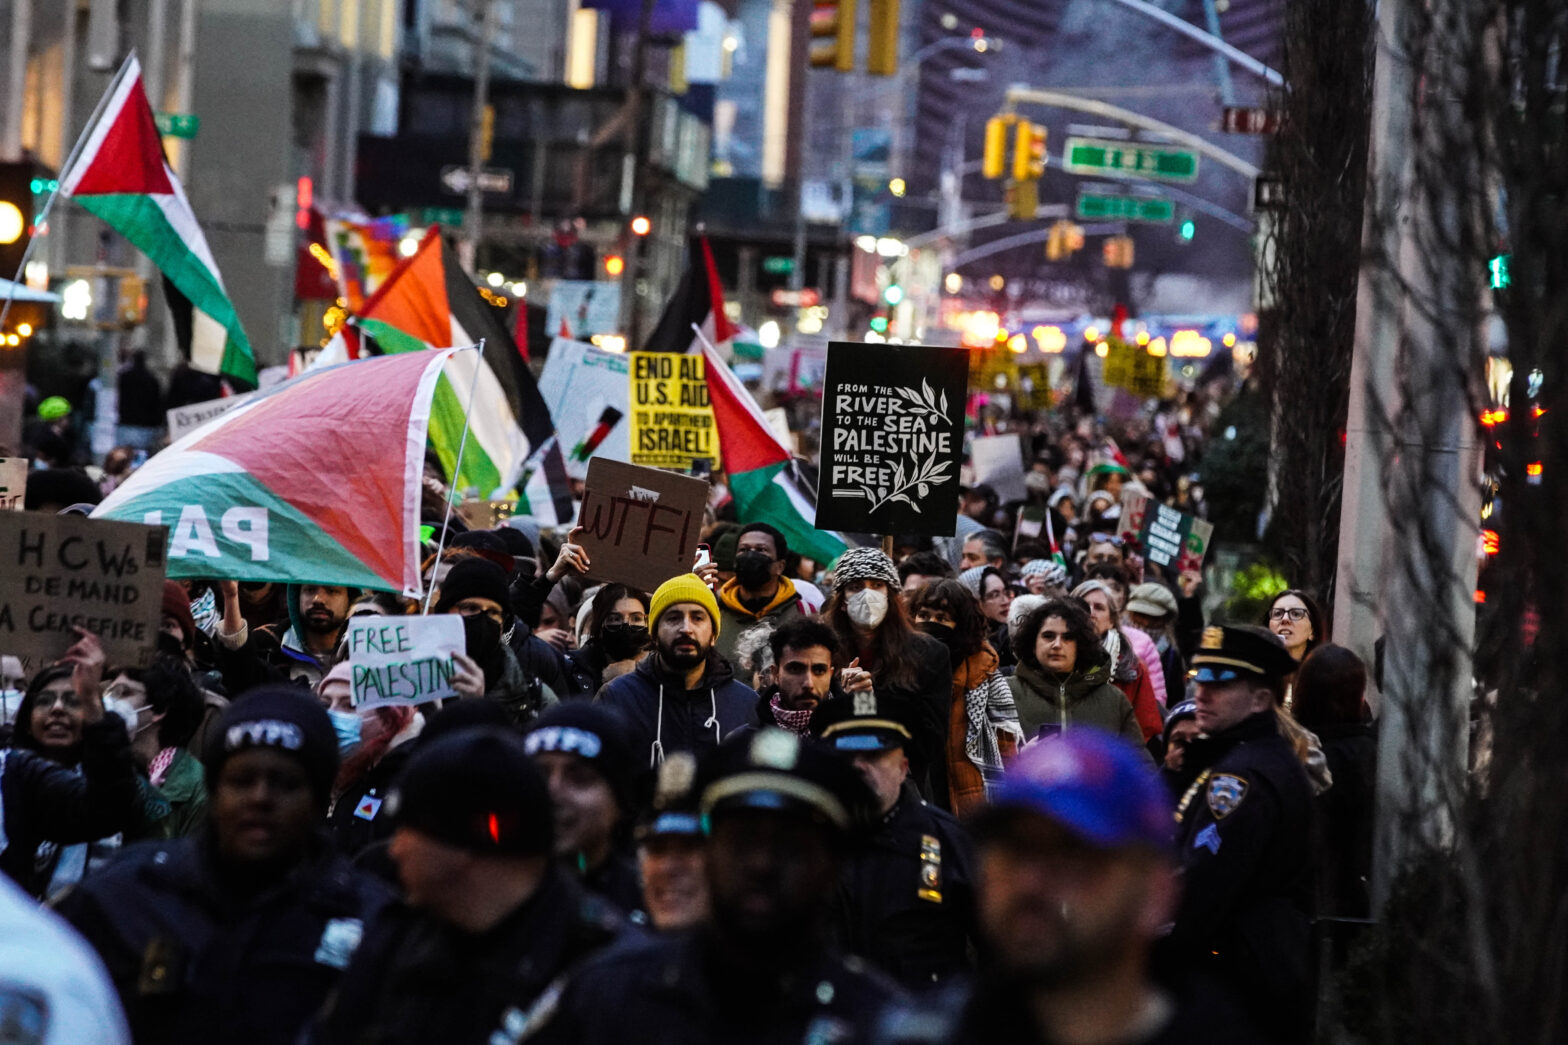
xmin=545 ymin=280 xmax=622 ymax=341
xmin=167 ymin=393 xmax=255 ymax=441
xmin=537 ymin=338 xmax=633 ymax=479
xmin=628 ymin=352 xmax=717 ymax=472
xmin=577 ymin=458 xmax=708 ymax=593
xmin=970 ymin=433 xmax=1028 ymax=503
xmin=0 ymin=513 xmax=167 ymax=675
xmin=1119 ymin=492 xmax=1214 ymax=571
xmin=0 ymin=458 xmax=25 ymax=510
xmin=1101 ymin=339 xmax=1166 ymax=398
xmin=815 ymin=342 xmax=967 ymax=535
xmin=346 ymin=613 xmax=466 ymax=708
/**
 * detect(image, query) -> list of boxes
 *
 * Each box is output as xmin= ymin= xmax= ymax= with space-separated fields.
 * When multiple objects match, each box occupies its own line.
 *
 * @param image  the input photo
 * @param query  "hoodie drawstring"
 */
xmin=650 ymin=684 xmax=666 ymax=767
xmin=704 ymin=688 xmax=720 ymax=745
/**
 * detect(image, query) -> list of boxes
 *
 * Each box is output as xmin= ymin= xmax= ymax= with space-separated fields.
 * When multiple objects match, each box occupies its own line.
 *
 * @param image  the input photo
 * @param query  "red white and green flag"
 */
xmin=93 ymin=349 xmax=466 ymax=595
xmin=59 ymin=55 xmax=256 ymax=385
xmin=702 ymin=343 xmax=847 ymax=566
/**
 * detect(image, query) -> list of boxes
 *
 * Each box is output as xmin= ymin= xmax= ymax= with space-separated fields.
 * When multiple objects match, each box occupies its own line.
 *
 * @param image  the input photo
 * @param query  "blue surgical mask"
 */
xmin=327 ymin=708 xmax=362 ymax=753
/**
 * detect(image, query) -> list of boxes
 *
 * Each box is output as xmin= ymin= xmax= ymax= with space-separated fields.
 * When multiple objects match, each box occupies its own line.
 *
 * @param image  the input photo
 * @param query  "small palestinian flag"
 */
xmin=643 ymin=236 xmax=736 ymax=354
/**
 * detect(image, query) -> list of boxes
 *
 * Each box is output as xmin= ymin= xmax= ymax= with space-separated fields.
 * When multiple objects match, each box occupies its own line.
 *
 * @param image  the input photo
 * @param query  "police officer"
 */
xmin=58 ymin=687 xmax=394 ymax=1045
xmin=306 ymin=726 xmax=629 ymax=1045
xmin=1167 ymin=626 xmax=1314 ymax=1044
xmin=534 ymin=728 xmax=905 ymax=1043
xmin=813 ymin=692 xmax=977 ymax=989
xmin=634 ymin=752 xmax=709 ymax=931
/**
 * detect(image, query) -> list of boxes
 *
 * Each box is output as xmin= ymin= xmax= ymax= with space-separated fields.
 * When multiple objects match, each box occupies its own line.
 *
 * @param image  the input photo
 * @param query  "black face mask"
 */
xmin=462 ymin=613 xmax=503 ymax=663
xmin=156 ymin=632 xmax=187 ymax=659
xmin=916 ymin=620 xmax=962 ymax=658
xmin=599 ymin=622 xmax=649 ymax=662
xmin=733 ymin=552 xmax=775 ymax=591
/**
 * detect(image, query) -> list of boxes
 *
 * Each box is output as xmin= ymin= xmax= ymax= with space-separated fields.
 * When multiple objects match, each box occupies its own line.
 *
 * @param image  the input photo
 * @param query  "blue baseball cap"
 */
xmin=980 ymin=729 xmax=1173 ymax=850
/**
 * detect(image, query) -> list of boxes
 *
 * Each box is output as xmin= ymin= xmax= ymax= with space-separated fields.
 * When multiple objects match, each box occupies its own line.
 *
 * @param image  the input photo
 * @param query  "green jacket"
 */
xmin=155 ymin=748 xmax=209 ymax=840
xmin=1007 ymin=662 xmax=1153 ymax=763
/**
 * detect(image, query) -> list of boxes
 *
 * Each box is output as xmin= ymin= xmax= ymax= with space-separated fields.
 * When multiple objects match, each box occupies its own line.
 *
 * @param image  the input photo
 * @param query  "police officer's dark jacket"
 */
xmin=306 ymin=862 xmax=628 ymax=1045
xmin=835 ymin=787 xmax=977 ymax=988
xmin=533 ymin=926 xmax=905 ymax=1044
xmin=55 ymin=832 xmax=393 ymax=1045
xmin=1166 ymin=709 xmax=1313 ymax=1022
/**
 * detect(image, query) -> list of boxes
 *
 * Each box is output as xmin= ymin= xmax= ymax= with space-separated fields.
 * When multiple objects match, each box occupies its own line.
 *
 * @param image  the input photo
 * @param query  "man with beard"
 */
xmin=436 ymin=558 xmax=556 ymax=725
xmin=732 ymin=618 xmax=843 ymax=740
xmin=214 ymin=581 xmax=357 ymax=691
xmin=714 ymin=524 xmax=805 ymax=665
xmin=523 ymin=703 xmax=643 ymax=915
xmin=598 ymin=574 xmax=758 ymax=768
xmin=533 ymin=728 xmax=903 ymax=1044
xmin=921 ymin=729 xmax=1260 ymax=1044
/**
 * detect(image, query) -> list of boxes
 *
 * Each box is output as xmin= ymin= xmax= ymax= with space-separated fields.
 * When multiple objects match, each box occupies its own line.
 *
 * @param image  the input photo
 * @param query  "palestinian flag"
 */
xmin=59 ymin=55 xmax=255 ymax=386
xmin=339 ymin=227 xmax=553 ymax=497
xmin=703 ymin=343 xmax=847 ymax=566
xmin=517 ymin=439 xmax=576 ymax=526
xmin=93 ymin=349 xmax=466 ymax=595
xmin=643 ymin=236 xmax=736 ymax=354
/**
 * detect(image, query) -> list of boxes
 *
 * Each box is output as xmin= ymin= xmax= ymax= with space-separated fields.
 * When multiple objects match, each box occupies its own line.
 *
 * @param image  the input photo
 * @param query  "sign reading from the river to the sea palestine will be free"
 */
xmin=816 ymin=342 xmax=968 ymax=535
xmin=629 ymin=351 xmax=716 ymax=472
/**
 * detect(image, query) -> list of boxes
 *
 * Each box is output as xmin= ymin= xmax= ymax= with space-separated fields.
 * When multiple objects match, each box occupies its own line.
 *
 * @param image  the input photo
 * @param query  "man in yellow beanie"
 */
xmin=598 ymin=573 xmax=760 ymax=768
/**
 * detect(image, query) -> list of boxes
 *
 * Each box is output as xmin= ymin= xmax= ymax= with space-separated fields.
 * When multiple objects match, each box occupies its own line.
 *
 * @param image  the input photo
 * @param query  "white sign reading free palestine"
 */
xmin=346 ymin=614 xmax=466 ymax=708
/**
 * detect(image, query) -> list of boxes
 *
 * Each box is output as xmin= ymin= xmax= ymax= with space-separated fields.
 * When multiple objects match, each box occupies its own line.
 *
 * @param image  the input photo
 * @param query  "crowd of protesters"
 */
xmin=0 ymin=383 xmax=1380 ymax=1045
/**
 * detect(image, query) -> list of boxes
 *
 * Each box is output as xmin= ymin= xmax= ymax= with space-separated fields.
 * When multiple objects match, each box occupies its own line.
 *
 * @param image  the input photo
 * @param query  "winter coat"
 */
xmin=597 ymin=652 xmax=759 ymax=768
xmin=1109 ymin=632 xmax=1165 ymax=742
xmin=945 ymin=643 xmax=1023 ymax=818
xmin=1006 ymin=661 xmax=1154 ymax=762
xmin=0 ymin=716 xmax=140 ymax=895
xmin=1125 ymin=625 xmax=1168 ymax=711
xmin=58 ymin=834 xmax=393 ymax=1045
xmin=847 ymin=631 xmax=953 ymax=807
xmin=714 ymin=578 xmax=806 ymax=664
xmin=1312 ymin=721 xmax=1376 ymax=918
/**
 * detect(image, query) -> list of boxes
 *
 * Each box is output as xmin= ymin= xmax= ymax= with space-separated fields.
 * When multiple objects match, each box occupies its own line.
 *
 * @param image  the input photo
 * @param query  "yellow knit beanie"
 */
xmin=649 ymin=573 xmax=722 ymax=634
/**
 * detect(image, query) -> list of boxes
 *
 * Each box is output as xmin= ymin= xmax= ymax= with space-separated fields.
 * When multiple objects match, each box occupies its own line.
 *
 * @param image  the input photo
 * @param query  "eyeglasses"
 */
xmin=1269 ymin=607 xmax=1308 ymax=622
xmin=38 ymin=690 xmax=82 ymax=711
xmin=983 ymin=588 xmax=1014 ymax=603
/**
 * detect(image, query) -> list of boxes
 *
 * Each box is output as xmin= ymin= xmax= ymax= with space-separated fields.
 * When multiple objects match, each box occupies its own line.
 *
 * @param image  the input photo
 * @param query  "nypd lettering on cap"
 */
xmin=225 ymin=719 xmax=305 ymax=753
xmin=523 ymin=726 xmax=603 ymax=760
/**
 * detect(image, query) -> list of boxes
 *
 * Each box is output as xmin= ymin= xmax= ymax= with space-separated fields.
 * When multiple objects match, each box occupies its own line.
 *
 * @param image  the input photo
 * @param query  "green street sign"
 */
xmin=1076 ymin=193 xmax=1175 ymax=223
xmin=762 ymin=256 xmax=796 ymax=275
xmin=418 ymin=207 xmax=465 ymax=226
xmin=1063 ymin=137 xmax=1199 ymax=184
xmin=154 ymin=112 xmax=200 ymax=139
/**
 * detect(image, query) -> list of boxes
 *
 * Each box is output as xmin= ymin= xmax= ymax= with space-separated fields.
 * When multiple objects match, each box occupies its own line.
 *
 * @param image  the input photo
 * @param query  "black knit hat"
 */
xmin=387 ymin=727 xmax=553 ymax=856
xmin=203 ymin=686 xmax=339 ymax=806
xmin=523 ymin=702 xmax=637 ymax=813
xmin=434 ymin=557 xmax=512 ymax=615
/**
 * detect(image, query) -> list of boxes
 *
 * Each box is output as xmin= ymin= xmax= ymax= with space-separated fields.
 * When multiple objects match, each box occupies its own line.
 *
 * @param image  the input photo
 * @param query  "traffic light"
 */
xmin=1046 ymin=220 xmax=1082 ymax=261
xmin=630 ymin=215 xmax=651 ymax=236
xmin=810 ymin=0 xmax=857 ymax=71
xmin=604 ymin=253 xmax=625 ymax=277
xmin=867 ymin=0 xmax=901 ymax=75
xmin=1006 ymin=180 xmax=1038 ymax=221
xmin=0 ymin=163 xmax=36 ymax=281
xmin=1012 ymin=120 xmax=1047 ymax=182
xmin=1103 ymin=235 xmax=1135 ymax=269
xmin=883 ymin=283 xmax=904 ymax=306
xmin=982 ymin=115 xmax=1015 ymax=180
xmin=1178 ymin=218 xmax=1195 ymax=243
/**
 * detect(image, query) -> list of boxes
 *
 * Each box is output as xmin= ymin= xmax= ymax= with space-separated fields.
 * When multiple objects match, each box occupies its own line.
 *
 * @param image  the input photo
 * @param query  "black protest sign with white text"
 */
xmin=815 ymin=342 xmax=968 ymax=535
xmin=0 ymin=513 xmax=168 ymax=675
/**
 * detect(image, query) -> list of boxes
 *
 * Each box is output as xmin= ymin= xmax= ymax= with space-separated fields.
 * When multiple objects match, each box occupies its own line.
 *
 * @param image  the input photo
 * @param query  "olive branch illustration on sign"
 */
xmin=857 ymin=379 xmax=953 ymax=515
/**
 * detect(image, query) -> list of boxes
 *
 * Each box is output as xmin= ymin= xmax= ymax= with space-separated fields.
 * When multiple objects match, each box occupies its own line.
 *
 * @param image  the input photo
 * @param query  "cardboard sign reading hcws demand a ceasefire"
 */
xmin=0 ymin=512 xmax=167 ymax=675
xmin=577 ymin=458 xmax=709 ymax=593
xmin=815 ymin=342 xmax=968 ymax=535
xmin=346 ymin=613 xmax=466 ymax=708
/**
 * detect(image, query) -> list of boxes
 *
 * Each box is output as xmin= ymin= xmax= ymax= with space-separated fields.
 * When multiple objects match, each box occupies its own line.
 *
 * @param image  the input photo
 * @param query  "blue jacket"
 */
xmin=597 ymin=652 xmax=759 ymax=769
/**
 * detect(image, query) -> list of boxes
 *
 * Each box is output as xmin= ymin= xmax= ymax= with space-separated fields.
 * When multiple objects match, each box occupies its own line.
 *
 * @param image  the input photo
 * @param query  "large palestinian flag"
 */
xmin=643 ymin=236 xmax=736 ymax=354
xmin=319 ymin=227 xmax=553 ymax=497
xmin=93 ymin=349 xmax=465 ymax=595
xmin=703 ymin=343 xmax=847 ymax=565
xmin=59 ymin=55 xmax=255 ymax=386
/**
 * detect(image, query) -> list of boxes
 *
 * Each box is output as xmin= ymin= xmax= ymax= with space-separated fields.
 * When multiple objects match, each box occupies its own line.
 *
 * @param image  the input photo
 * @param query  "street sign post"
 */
xmin=439 ymin=166 xmax=514 ymax=195
xmin=154 ymin=112 xmax=200 ymax=138
xmin=762 ymin=256 xmax=796 ymax=275
xmin=1075 ymin=192 xmax=1174 ymax=223
xmin=1062 ymin=137 xmax=1200 ymax=183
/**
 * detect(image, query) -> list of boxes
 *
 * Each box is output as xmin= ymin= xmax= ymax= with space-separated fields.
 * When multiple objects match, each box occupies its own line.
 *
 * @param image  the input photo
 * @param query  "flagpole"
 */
xmin=423 ymin=338 xmax=487 ymax=613
xmin=0 ymin=52 xmax=138 ymax=330
xmin=689 ymin=321 xmax=718 ymax=355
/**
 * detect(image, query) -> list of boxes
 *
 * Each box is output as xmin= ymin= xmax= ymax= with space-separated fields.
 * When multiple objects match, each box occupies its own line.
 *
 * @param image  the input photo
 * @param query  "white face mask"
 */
xmin=846 ymin=589 xmax=888 ymax=629
xmin=103 ymin=696 xmax=152 ymax=737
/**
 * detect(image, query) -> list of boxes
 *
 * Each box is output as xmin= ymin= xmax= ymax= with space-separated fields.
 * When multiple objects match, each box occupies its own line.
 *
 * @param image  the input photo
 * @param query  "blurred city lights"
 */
xmin=61 ymin=279 xmax=92 ymax=321
xmin=888 ymin=178 xmax=906 ymax=197
xmin=1031 ymin=325 xmax=1066 ymax=353
xmin=1083 ymin=326 xmax=1101 ymax=342
xmin=944 ymin=272 xmax=962 ymax=294
xmin=758 ymin=319 xmax=781 ymax=348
